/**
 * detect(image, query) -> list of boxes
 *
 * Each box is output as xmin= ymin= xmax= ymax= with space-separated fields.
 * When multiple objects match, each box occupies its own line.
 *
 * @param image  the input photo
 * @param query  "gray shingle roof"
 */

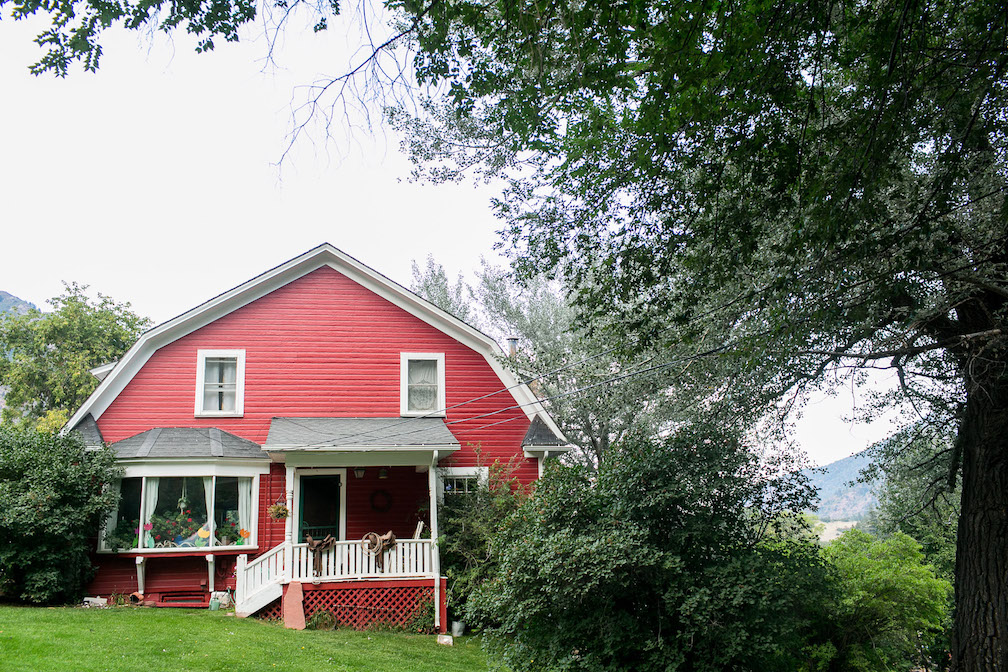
xmin=111 ymin=427 xmax=267 ymax=459
xmin=71 ymin=414 xmax=105 ymax=447
xmin=265 ymin=417 xmax=460 ymax=449
xmin=522 ymin=415 xmax=568 ymax=447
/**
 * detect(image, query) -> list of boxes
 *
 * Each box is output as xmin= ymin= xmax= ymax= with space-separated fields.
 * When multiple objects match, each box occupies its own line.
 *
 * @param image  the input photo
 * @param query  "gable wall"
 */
xmin=96 ymin=266 xmax=536 ymax=483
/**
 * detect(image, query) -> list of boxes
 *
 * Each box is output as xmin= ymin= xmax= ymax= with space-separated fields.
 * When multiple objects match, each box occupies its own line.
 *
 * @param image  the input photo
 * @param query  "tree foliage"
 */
xmin=436 ymin=452 xmax=527 ymax=621
xmin=0 ymin=427 xmax=120 ymax=603
xmin=468 ymin=426 xmax=824 ymax=672
xmin=0 ymin=283 xmax=150 ymax=427
xmin=818 ymin=529 xmax=952 ymax=672
xmin=384 ymin=3 xmax=1008 ymax=668
xmin=410 ymin=253 xmax=478 ymax=324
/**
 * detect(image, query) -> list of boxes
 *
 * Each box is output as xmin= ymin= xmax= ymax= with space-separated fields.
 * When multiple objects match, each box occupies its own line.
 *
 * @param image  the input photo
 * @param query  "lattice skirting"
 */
xmin=303 ymin=582 xmax=435 ymax=630
xmin=253 ymin=580 xmax=443 ymax=632
xmin=256 ymin=598 xmax=283 ymax=621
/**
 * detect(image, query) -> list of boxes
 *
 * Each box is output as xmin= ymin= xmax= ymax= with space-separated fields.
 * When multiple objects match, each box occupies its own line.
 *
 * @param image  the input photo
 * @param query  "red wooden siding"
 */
xmin=96 ymin=265 xmax=536 ymax=482
xmin=344 ymin=466 xmax=428 ymax=540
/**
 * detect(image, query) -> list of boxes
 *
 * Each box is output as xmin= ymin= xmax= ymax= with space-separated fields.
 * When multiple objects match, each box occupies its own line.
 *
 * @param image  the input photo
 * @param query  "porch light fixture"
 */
xmin=378 ymin=467 xmax=389 ymax=479
xmin=354 ymin=467 xmax=366 ymax=479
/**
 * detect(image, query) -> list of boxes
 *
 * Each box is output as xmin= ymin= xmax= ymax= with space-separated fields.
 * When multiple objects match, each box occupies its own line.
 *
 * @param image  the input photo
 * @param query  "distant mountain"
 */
xmin=807 ymin=450 xmax=879 ymax=521
xmin=0 ymin=291 xmax=35 ymax=315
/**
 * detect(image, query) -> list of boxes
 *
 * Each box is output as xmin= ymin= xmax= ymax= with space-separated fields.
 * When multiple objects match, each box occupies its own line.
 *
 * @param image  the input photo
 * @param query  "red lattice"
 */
xmin=254 ymin=598 xmax=283 ymax=621
xmin=302 ymin=584 xmax=434 ymax=631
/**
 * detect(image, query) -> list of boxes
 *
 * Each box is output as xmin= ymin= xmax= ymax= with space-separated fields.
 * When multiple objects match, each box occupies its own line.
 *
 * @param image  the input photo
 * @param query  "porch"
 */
xmin=233 ymin=416 xmax=458 ymax=631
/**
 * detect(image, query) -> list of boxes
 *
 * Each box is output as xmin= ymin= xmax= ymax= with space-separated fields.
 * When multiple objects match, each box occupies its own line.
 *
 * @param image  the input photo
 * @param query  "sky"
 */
xmin=0 ymin=10 xmax=897 ymax=467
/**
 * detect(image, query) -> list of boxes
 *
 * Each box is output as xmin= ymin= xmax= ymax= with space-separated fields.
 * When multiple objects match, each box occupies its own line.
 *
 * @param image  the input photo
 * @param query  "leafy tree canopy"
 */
xmin=0 ymin=283 xmax=150 ymax=427
xmin=820 ymin=529 xmax=952 ymax=672
xmin=0 ymin=427 xmax=120 ymax=603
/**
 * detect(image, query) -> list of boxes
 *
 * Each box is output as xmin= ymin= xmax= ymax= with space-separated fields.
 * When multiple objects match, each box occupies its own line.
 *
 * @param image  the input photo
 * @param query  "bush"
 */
xmin=305 ymin=609 xmax=336 ymax=630
xmin=437 ymin=453 xmax=527 ymax=621
xmin=469 ymin=428 xmax=827 ymax=671
xmin=0 ymin=427 xmax=120 ymax=603
xmin=813 ymin=529 xmax=952 ymax=672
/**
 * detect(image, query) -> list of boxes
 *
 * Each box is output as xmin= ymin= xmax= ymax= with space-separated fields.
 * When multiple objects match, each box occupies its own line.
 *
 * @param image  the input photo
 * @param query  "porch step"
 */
xmin=236 ymin=581 xmax=283 ymax=618
xmin=156 ymin=591 xmax=209 ymax=608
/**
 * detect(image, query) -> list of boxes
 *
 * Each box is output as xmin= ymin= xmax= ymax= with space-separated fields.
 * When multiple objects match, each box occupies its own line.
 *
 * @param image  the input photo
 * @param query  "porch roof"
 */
xmin=110 ymin=427 xmax=267 ymax=459
xmin=264 ymin=417 xmax=461 ymax=451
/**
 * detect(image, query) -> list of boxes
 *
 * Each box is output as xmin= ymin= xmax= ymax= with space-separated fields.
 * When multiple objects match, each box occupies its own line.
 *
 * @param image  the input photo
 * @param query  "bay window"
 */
xmin=102 ymin=474 xmax=256 ymax=552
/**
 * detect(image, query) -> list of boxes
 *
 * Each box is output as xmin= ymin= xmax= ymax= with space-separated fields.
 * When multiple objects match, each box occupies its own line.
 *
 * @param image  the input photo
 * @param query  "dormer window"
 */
xmin=195 ymin=349 xmax=246 ymax=417
xmin=400 ymin=352 xmax=445 ymax=416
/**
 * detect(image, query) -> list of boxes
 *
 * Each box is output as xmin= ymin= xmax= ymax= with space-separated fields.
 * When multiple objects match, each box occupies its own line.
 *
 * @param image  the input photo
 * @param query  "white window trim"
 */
xmin=98 ymin=472 xmax=262 ymax=554
xmin=194 ymin=349 xmax=246 ymax=417
xmin=436 ymin=466 xmax=489 ymax=501
xmin=400 ymin=352 xmax=446 ymax=417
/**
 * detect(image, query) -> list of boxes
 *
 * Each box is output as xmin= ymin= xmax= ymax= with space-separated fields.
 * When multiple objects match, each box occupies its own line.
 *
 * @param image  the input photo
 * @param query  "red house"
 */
xmin=67 ymin=244 xmax=567 ymax=631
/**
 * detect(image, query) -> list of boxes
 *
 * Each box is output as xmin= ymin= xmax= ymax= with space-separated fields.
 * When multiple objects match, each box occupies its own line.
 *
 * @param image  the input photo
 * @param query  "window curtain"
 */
xmin=238 ymin=478 xmax=253 ymax=543
xmin=104 ymin=480 xmax=121 ymax=550
xmin=204 ymin=358 xmax=237 ymax=412
xmin=142 ymin=477 xmax=159 ymax=548
xmin=408 ymin=359 xmax=438 ymax=411
xmin=203 ymin=477 xmax=214 ymax=544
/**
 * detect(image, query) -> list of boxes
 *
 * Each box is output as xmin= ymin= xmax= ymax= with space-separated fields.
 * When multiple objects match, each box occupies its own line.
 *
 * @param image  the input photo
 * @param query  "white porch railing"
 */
xmin=235 ymin=539 xmax=434 ymax=615
xmin=291 ymin=539 xmax=433 ymax=581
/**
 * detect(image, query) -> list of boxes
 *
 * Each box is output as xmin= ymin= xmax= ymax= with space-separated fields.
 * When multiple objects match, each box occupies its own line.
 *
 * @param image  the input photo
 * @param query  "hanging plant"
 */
xmin=267 ymin=500 xmax=289 ymax=520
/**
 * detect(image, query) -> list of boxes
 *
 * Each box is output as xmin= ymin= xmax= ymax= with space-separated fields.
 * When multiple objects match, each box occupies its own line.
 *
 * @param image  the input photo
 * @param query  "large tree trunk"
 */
xmin=951 ymin=375 xmax=1008 ymax=671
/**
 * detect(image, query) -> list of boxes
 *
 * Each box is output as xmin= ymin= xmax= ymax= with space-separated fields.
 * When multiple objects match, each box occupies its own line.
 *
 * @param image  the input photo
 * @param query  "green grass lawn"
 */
xmin=0 ymin=605 xmax=489 ymax=672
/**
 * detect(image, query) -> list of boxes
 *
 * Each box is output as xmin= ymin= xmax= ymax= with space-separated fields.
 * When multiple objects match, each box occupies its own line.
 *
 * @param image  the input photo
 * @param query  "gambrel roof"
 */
xmin=67 ymin=243 xmax=567 ymax=447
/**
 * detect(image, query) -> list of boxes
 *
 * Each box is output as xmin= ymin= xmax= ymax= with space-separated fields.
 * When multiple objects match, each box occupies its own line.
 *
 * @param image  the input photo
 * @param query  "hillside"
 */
xmin=807 ymin=450 xmax=879 ymax=521
xmin=0 ymin=291 xmax=35 ymax=315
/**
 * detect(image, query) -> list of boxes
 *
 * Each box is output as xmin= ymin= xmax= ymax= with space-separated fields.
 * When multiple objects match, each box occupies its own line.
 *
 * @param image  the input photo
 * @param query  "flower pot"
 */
xmin=451 ymin=621 xmax=465 ymax=637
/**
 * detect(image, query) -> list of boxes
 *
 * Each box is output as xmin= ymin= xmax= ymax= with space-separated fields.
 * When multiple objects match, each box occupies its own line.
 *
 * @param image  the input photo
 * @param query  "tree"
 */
xmin=0 ymin=283 xmax=150 ymax=427
xmin=820 ymin=529 xmax=952 ymax=672
xmin=9 ymin=0 xmax=1008 ymax=666
xmin=412 ymin=255 xmax=675 ymax=468
xmin=468 ymin=426 xmax=825 ymax=671
xmin=474 ymin=263 xmax=675 ymax=469
xmin=409 ymin=253 xmax=478 ymax=324
xmin=0 ymin=426 xmax=120 ymax=603
xmin=382 ymin=3 xmax=1008 ymax=669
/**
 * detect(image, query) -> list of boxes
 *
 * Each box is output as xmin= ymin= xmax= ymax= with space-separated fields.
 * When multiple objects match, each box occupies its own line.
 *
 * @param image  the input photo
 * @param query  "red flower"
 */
xmin=155 ymin=535 xmax=161 ymax=540
xmin=187 ymin=518 xmax=192 ymax=522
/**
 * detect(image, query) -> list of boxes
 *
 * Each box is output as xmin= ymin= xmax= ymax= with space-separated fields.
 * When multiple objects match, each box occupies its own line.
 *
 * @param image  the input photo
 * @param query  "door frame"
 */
xmin=292 ymin=468 xmax=347 ymax=542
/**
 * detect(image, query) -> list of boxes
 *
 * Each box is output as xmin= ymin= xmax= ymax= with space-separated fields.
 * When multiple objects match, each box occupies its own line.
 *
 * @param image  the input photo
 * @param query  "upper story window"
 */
xmin=195 ymin=349 xmax=246 ymax=417
xmin=400 ymin=352 xmax=446 ymax=416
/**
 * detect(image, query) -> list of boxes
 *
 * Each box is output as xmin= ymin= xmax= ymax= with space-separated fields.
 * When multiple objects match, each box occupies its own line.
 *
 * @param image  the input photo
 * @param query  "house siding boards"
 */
xmin=95 ymin=265 xmax=536 ymax=482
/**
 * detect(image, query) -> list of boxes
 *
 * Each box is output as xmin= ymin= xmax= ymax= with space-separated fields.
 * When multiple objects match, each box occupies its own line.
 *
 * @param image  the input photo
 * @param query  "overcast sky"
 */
xmin=0 ymin=11 xmax=897 ymax=466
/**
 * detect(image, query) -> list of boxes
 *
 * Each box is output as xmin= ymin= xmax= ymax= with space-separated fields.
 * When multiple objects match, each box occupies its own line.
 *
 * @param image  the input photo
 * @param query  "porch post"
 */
xmin=284 ymin=465 xmax=295 ymax=582
xmin=428 ymin=451 xmax=441 ymax=632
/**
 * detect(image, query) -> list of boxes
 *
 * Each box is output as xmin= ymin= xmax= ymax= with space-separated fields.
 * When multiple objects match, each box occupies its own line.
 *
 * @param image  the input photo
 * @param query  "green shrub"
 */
xmin=469 ymin=429 xmax=827 ymax=672
xmin=812 ymin=529 xmax=952 ymax=672
xmin=437 ymin=452 xmax=526 ymax=622
xmin=306 ymin=609 xmax=336 ymax=630
xmin=0 ymin=427 xmax=120 ymax=603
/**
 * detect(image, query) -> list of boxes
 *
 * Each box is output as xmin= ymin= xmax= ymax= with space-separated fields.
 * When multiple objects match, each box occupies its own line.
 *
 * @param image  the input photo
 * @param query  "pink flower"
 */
xmin=187 ymin=518 xmax=193 ymax=523
xmin=143 ymin=523 xmax=153 ymax=531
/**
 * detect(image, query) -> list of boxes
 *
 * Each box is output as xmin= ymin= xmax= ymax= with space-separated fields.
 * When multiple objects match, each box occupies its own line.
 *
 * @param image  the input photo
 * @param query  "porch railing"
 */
xmin=235 ymin=538 xmax=434 ymax=614
xmin=291 ymin=538 xmax=433 ymax=582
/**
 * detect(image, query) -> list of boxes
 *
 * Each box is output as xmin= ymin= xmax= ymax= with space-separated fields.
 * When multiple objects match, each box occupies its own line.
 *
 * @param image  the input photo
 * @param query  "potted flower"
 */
xmin=267 ymin=501 xmax=289 ymax=520
xmin=105 ymin=518 xmax=140 ymax=550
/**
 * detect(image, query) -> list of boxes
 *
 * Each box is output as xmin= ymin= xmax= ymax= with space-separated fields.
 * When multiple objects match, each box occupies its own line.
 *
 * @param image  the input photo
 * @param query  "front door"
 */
xmin=298 ymin=474 xmax=341 ymax=542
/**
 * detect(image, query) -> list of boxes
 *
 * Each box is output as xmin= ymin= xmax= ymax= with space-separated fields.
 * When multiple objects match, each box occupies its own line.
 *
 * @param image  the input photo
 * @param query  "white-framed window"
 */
xmin=437 ymin=466 xmax=488 ymax=500
xmin=100 ymin=471 xmax=260 ymax=553
xmin=400 ymin=352 xmax=446 ymax=416
xmin=195 ymin=349 xmax=246 ymax=417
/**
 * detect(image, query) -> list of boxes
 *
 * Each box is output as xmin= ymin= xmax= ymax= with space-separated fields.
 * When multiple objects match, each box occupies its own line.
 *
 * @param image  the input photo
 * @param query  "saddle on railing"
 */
xmin=305 ymin=534 xmax=337 ymax=577
xmin=362 ymin=531 xmax=397 ymax=571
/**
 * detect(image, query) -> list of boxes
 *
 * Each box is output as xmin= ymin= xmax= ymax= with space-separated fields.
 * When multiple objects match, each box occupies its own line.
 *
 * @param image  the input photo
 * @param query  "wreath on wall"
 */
xmin=370 ymin=489 xmax=392 ymax=513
